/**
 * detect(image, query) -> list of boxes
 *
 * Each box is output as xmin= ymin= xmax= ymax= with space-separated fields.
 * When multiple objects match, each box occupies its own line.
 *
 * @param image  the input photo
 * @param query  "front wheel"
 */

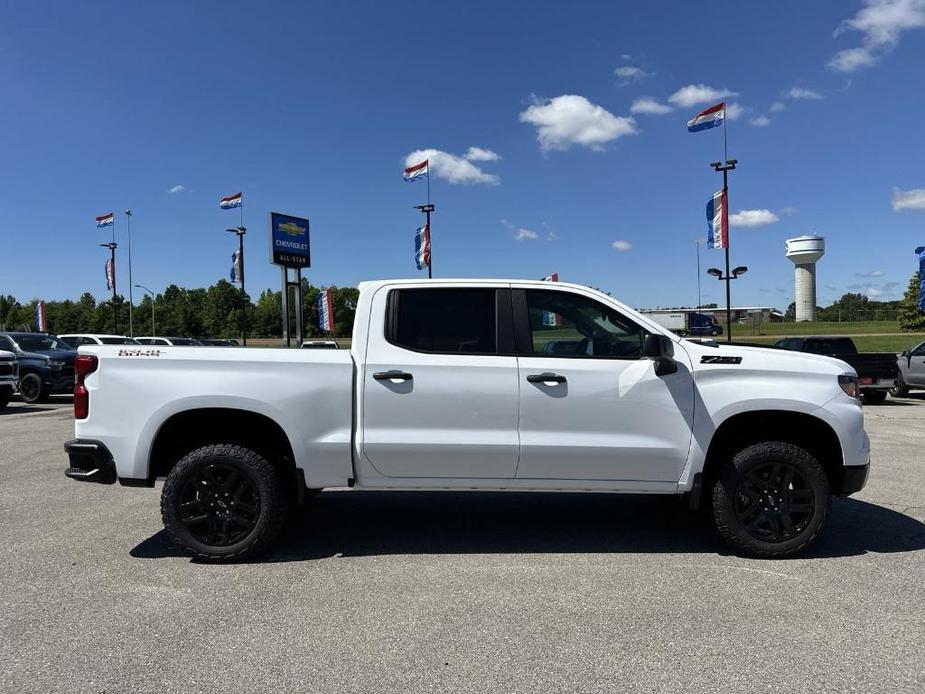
xmin=18 ymin=373 xmax=46 ymax=404
xmin=890 ymin=374 xmax=910 ymax=398
xmin=712 ymin=441 xmax=830 ymax=558
xmin=160 ymin=444 xmax=288 ymax=562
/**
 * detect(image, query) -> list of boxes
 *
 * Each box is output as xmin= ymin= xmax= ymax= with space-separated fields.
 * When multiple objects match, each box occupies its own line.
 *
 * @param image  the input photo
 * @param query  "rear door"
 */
xmin=513 ymin=287 xmax=695 ymax=482
xmin=361 ymin=285 xmax=520 ymax=479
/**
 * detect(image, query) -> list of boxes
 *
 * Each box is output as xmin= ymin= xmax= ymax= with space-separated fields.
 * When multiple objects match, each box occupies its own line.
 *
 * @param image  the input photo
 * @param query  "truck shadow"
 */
xmin=130 ymin=492 xmax=925 ymax=563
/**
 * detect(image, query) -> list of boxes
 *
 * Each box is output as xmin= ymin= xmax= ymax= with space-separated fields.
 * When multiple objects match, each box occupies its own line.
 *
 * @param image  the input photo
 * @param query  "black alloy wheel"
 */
xmin=161 ymin=444 xmax=288 ymax=561
xmin=178 ymin=463 xmax=262 ymax=547
xmin=18 ymin=373 xmax=44 ymax=404
xmin=732 ymin=461 xmax=815 ymax=544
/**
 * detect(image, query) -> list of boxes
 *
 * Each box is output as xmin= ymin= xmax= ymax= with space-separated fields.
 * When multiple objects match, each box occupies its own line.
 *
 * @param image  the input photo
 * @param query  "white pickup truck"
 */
xmin=65 ymin=279 xmax=870 ymax=561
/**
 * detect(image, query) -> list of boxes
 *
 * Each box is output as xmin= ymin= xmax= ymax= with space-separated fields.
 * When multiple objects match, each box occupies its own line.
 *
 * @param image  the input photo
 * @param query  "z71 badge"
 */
xmin=117 ymin=349 xmax=162 ymax=357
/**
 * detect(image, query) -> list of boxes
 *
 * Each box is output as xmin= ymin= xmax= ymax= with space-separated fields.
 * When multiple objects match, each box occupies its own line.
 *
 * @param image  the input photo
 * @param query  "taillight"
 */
xmin=74 ymin=355 xmax=98 ymax=419
xmin=838 ymin=374 xmax=859 ymax=400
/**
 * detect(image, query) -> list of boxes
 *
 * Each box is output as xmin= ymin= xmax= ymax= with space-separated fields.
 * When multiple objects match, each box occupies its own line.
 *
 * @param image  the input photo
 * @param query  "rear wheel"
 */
xmin=712 ymin=441 xmax=830 ymax=558
xmin=18 ymin=373 xmax=46 ymax=404
xmin=862 ymin=390 xmax=888 ymax=405
xmin=161 ymin=444 xmax=288 ymax=562
xmin=890 ymin=374 xmax=909 ymax=398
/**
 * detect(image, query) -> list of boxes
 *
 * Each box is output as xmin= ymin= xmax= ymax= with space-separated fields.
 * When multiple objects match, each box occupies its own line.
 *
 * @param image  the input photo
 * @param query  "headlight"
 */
xmin=838 ymin=374 xmax=859 ymax=399
xmin=48 ymin=360 xmax=66 ymax=369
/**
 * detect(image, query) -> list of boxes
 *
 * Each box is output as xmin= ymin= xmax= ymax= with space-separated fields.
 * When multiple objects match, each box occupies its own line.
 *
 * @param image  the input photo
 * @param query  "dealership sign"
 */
xmin=269 ymin=212 xmax=311 ymax=268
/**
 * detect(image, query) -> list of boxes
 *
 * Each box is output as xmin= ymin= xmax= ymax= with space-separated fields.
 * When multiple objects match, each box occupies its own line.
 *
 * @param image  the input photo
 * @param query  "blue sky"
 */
xmin=2 ymin=0 xmax=925 ymax=310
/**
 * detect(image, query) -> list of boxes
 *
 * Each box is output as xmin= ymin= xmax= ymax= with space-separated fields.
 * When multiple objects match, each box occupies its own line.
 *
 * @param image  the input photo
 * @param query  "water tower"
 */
xmin=785 ymin=235 xmax=825 ymax=321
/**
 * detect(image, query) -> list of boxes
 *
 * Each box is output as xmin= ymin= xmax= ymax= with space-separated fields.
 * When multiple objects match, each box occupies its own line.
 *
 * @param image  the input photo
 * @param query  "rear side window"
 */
xmin=100 ymin=337 xmax=139 ymax=345
xmin=806 ymin=338 xmax=854 ymax=355
xmin=388 ymin=288 xmax=497 ymax=354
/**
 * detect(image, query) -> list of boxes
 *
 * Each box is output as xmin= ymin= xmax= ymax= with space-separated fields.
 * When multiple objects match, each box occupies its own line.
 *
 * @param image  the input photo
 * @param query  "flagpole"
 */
xmin=125 ymin=209 xmax=134 ymax=337
xmin=696 ymin=240 xmax=702 ymax=309
xmin=427 ymin=171 xmax=432 ymax=278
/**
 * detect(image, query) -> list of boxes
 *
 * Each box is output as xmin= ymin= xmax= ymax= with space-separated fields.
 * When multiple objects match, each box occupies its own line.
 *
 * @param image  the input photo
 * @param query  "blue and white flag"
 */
xmin=220 ymin=192 xmax=242 ymax=209
xmin=34 ymin=301 xmax=47 ymax=332
xmin=688 ymin=102 xmax=725 ymax=133
xmin=104 ymin=258 xmax=115 ymax=291
xmin=706 ymin=189 xmax=728 ymax=250
xmin=414 ymin=223 xmax=431 ymax=270
xmin=917 ymin=246 xmax=925 ymax=311
xmin=403 ymin=159 xmax=429 ymax=182
xmin=230 ymin=249 xmax=243 ymax=284
xmin=317 ymin=288 xmax=335 ymax=333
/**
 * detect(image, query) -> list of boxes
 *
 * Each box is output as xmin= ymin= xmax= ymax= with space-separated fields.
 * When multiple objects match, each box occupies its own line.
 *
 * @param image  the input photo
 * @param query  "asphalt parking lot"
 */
xmin=1 ymin=397 xmax=923 ymax=694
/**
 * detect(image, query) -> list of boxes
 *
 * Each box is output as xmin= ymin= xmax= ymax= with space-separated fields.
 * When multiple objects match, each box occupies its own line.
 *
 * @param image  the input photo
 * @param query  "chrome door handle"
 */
xmin=526 ymin=372 xmax=566 ymax=384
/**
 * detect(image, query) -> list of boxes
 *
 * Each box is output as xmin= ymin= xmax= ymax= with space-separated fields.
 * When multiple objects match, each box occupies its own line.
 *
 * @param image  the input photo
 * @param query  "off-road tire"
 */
xmin=18 ymin=372 xmax=46 ymax=404
xmin=0 ymin=385 xmax=12 ymax=408
xmin=712 ymin=441 xmax=830 ymax=558
xmin=862 ymin=390 xmax=888 ymax=405
xmin=161 ymin=444 xmax=288 ymax=562
xmin=890 ymin=374 xmax=910 ymax=398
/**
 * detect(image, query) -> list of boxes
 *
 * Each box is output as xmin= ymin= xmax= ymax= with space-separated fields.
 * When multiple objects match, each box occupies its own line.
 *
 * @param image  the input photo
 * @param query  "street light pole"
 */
xmin=707 ymin=265 xmax=748 ymax=341
xmin=135 ymin=284 xmax=155 ymax=336
xmin=710 ymin=159 xmax=738 ymax=342
xmin=125 ymin=209 xmax=134 ymax=337
xmin=226 ymin=226 xmax=247 ymax=345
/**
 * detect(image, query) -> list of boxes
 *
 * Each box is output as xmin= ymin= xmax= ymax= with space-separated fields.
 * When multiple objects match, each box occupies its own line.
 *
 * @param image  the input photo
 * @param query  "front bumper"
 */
xmin=836 ymin=462 xmax=870 ymax=497
xmin=64 ymin=439 xmax=117 ymax=484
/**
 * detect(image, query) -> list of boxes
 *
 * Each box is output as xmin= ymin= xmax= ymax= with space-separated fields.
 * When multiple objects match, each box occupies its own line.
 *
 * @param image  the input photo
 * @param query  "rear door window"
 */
xmin=387 ymin=288 xmax=498 ymax=354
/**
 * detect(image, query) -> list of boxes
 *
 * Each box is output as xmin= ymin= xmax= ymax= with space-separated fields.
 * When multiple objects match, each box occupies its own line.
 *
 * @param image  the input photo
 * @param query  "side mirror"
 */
xmin=644 ymin=333 xmax=677 ymax=376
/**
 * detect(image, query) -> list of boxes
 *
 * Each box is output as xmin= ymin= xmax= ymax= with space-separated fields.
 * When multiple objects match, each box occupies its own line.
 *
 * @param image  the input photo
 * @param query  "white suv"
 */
xmin=59 ymin=334 xmax=140 ymax=348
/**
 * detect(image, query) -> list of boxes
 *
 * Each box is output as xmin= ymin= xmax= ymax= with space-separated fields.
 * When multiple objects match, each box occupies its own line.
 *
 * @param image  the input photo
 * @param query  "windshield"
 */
xmin=12 ymin=334 xmax=70 ymax=352
xmin=99 ymin=337 xmax=140 ymax=345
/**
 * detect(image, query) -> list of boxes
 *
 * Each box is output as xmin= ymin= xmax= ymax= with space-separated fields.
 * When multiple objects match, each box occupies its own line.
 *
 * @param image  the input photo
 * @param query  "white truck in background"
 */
xmin=641 ymin=310 xmax=723 ymax=337
xmin=65 ymin=279 xmax=870 ymax=561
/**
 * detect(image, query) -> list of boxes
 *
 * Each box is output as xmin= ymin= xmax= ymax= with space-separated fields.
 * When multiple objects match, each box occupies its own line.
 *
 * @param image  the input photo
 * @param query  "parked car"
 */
xmin=773 ymin=336 xmax=897 ymax=405
xmin=892 ymin=339 xmax=925 ymax=397
xmin=0 ymin=332 xmax=76 ymax=403
xmin=65 ymin=279 xmax=870 ymax=561
xmin=135 ymin=337 xmax=202 ymax=346
xmin=197 ymin=339 xmax=240 ymax=347
xmin=0 ymin=349 xmax=18 ymax=408
xmin=59 ymin=334 xmax=141 ymax=348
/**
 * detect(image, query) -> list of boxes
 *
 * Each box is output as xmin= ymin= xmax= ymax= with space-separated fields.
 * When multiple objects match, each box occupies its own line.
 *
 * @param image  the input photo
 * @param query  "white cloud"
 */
xmin=864 ymin=282 xmax=901 ymax=298
xmin=463 ymin=146 xmax=500 ymax=162
xmin=611 ymin=240 xmax=632 ymax=252
xmin=769 ymin=101 xmax=786 ymax=112
xmin=892 ymin=187 xmax=925 ymax=210
xmin=725 ymin=102 xmax=745 ymax=121
xmin=404 ymin=148 xmax=499 ymax=185
xmin=779 ymin=205 xmax=799 ymax=216
xmin=784 ymin=87 xmax=825 ymax=100
xmin=614 ymin=66 xmax=652 ymax=85
xmin=513 ymin=228 xmax=538 ymax=241
xmin=856 ymin=270 xmax=885 ymax=277
xmin=519 ymin=95 xmax=638 ymax=152
xmin=630 ymin=96 xmax=673 ymax=115
xmin=167 ymin=184 xmax=186 ymax=194
xmin=667 ymin=84 xmax=738 ymax=108
xmin=729 ymin=209 xmax=780 ymax=227
xmin=750 ymin=115 xmax=771 ymax=127
xmin=829 ymin=0 xmax=925 ymax=72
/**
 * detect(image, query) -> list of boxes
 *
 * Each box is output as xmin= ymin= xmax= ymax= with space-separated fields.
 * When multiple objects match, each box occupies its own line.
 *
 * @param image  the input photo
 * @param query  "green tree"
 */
xmin=898 ymin=271 xmax=925 ymax=331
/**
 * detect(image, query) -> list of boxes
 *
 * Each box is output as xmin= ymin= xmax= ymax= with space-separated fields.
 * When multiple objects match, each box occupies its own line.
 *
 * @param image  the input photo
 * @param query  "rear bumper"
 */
xmin=836 ymin=462 xmax=870 ymax=497
xmin=64 ymin=439 xmax=117 ymax=484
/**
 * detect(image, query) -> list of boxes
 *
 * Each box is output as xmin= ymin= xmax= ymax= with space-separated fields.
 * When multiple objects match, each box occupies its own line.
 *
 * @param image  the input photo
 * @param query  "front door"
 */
xmin=906 ymin=342 xmax=925 ymax=386
xmin=513 ymin=287 xmax=695 ymax=482
xmin=361 ymin=286 xmax=520 ymax=479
